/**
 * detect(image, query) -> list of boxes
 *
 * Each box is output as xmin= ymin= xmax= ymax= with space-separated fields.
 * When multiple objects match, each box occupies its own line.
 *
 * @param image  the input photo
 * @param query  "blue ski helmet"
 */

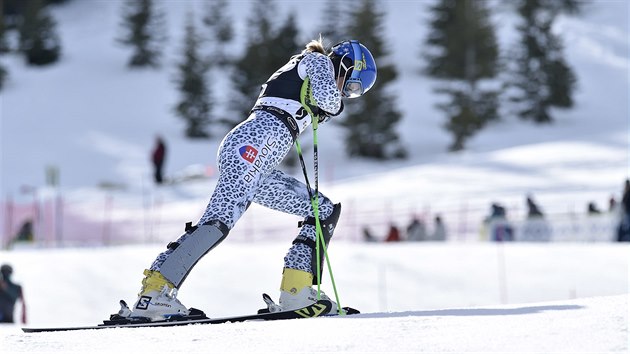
xmin=329 ymin=40 xmax=377 ymax=98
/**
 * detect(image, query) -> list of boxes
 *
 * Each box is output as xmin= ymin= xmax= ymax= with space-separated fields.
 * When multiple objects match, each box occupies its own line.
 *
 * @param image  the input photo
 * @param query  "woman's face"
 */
xmin=336 ymin=75 xmax=345 ymax=96
xmin=334 ymin=54 xmax=360 ymax=98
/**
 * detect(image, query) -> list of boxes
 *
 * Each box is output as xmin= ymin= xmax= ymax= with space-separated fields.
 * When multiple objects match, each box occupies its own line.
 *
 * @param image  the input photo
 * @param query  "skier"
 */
xmin=117 ymin=38 xmax=377 ymax=321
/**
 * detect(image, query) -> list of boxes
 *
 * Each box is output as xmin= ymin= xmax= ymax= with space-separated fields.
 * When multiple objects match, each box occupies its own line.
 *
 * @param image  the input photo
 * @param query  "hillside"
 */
xmin=1 ymin=1 xmax=627 ymax=194
xmin=0 ymin=1 xmax=628 ymax=246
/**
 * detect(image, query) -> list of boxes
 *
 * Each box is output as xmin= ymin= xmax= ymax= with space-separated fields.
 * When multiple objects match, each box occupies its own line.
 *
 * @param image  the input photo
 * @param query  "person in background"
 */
xmin=362 ymin=226 xmax=378 ymax=242
xmin=406 ymin=217 xmax=427 ymax=241
xmin=526 ymin=195 xmax=544 ymax=218
xmin=12 ymin=219 xmax=34 ymax=246
xmin=608 ymin=196 xmax=617 ymax=212
xmin=587 ymin=202 xmax=601 ymax=215
xmin=385 ymin=224 xmax=401 ymax=242
xmin=151 ymin=135 xmax=167 ymax=185
xmin=0 ymin=264 xmax=27 ymax=324
xmin=431 ymin=215 xmax=447 ymax=241
xmin=617 ymin=179 xmax=630 ymax=242
xmin=483 ymin=203 xmax=513 ymax=241
xmin=523 ymin=194 xmax=551 ymax=241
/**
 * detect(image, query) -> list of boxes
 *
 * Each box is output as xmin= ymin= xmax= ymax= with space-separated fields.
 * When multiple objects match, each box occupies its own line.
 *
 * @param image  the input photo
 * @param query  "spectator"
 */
xmin=609 ymin=196 xmax=617 ymax=213
xmin=9 ymin=220 xmax=34 ymax=249
xmin=0 ymin=264 xmax=27 ymax=324
xmin=526 ymin=195 xmax=544 ymax=218
xmin=406 ymin=217 xmax=427 ymax=241
xmin=384 ymin=224 xmax=401 ymax=242
xmin=587 ymin=202 xmax=601 ymax=215
xmin=151 ymin=135 xmax=167 ymax=185
xmin=362 ymin=227 xmax=378 ymax=242
xmin=14 ymin=220 xmax=34 ymax=243
xmin=432 ymin=215 xmax=447 ymax=241
xmin=617 ymin=179 xmax=630 ymax=242
xmin=523 ymin=195 xmax=551 ymax=241
xmin=490 ymin=203 xmax=507 ymax=219
xmin=484 ymin=203 xmax=514 ymax=241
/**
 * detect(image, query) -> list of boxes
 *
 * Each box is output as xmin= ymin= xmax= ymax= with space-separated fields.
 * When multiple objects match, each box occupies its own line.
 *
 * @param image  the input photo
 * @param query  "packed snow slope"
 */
xmin=0 ymin=243 xmax=628 ymax=353
xmin=3 ymin=296 xmax=627 ymax=354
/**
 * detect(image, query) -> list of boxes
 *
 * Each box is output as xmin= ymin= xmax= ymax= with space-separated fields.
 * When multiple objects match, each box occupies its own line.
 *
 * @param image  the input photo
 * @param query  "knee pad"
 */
xmin=159 ymin=220 xmax=229 ymax=288
xmin=292 ymin=203 xmax=341 ymax=285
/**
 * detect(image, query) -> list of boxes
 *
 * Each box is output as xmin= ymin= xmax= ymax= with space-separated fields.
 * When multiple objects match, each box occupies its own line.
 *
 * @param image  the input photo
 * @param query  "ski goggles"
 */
xmin=337 ymin=41 xmax=365 ymax=98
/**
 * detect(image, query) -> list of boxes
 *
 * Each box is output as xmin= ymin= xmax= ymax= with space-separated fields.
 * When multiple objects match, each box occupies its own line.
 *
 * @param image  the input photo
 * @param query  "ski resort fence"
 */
xmin=0 ymin=193 xmax=624 ymax=248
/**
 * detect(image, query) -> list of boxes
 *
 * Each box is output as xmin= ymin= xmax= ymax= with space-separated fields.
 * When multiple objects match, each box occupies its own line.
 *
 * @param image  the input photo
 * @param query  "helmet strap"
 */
xmin=335 ymin=53 xmax=354 ymax=96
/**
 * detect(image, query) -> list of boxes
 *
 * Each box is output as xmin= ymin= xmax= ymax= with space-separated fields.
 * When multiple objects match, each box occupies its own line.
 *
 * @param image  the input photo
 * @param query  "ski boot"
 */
xmin=123 ymin=269 xmax=191 ymax=321
xmin=266 ymin=268 xmax=342 ymax=315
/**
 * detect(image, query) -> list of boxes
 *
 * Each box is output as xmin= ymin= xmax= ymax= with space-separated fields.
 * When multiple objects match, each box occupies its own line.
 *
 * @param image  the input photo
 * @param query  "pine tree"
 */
xmin=423 ymin=0 xmax=500 ymax=151
xmin=270 ymin=12 xmax=302 ymax=168
xmin=340 ymin=0 xmax=405 ymax=159
xmin=0 ymin=59 xmax=6 ymax=90
xmin=202 ymin=0 xmax=234 ymax=67
xmin=18 ymin=0 xmax=61 ymax=66
xmin=319 ymin=0 xmax=345 ymax=45
xmin=4 ymin=0 xmax=26 ymax=28
xmin=270 ymin=12 xmax=301 ymax=63
xmin=118 ymin=0 xmax=166 ymax=68
xmin=245 ymin=0 xmax=275 ymax=44
xmin=229 ymin=0 xmax=300 ymax=128
xmin=174 ymin=13 xmax=213 ymax=139
xmin=0 ymin=5 xmax=7 ymax=91
xmin=507 ymin=0 xmax=579 ymax=123
xmin=3 ymin=0 xmax=68 ymax=27
xmin=0 ymin=4 xmax=9 ymax=53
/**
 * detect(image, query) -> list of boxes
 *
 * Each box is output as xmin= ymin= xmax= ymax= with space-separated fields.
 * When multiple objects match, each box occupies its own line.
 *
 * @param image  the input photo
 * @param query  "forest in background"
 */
xmin=1 ymin=0 xmax=583 ymax=156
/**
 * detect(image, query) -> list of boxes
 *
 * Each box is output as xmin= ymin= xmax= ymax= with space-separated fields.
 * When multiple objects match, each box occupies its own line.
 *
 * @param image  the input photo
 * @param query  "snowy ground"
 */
xmin=0 ymin=242 xmax=628 ymax=353
xmin=2 ymin=295 xmax=628 ymax=354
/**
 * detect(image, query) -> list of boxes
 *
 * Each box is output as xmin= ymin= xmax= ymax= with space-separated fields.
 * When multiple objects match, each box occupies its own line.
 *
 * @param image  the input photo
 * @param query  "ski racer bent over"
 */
xmin=117 ymin=38 xmax=377 ymax=321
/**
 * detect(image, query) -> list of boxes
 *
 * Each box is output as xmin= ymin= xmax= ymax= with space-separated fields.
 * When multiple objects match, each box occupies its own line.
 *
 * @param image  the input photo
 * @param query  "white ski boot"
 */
xmin=275 ymin=268 xmax=341 ymax=314
xmin=125 ymin=269 xmax=190 ymax=321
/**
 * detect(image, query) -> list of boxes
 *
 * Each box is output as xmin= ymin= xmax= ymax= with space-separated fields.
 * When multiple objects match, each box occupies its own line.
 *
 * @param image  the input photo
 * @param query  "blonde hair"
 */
xmin=303 ymin=35 xmax=326 ymax=55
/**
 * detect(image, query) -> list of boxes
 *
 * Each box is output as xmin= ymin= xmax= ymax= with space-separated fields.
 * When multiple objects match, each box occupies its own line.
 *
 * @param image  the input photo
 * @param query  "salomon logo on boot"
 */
xmin=135 ymin=296 xmax=151 ymax=310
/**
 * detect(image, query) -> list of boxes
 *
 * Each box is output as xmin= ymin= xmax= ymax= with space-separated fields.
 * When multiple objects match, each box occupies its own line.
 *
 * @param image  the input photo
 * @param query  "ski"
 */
xmin=22 ymin=299 xmax=357 ymax=333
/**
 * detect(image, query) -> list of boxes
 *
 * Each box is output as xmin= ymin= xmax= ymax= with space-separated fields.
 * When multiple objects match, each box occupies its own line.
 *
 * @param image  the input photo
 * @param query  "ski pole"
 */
xmin=310 ymin=119 xmax=344 ymax=315
xmin=294 ymin=117 xmax=344 ymax=315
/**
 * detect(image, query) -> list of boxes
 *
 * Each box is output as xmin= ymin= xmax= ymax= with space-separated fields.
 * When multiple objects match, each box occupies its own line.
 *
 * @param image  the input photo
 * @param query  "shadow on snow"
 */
xmin=346 ymin=305 xmax=584 ymax=319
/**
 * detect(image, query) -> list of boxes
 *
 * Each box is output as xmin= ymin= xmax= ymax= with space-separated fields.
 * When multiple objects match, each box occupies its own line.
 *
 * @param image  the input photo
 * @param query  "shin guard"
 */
xmin=292 ymin=203 xmax=341 ymax=285
xmin=158 ymin=220 xmax=229 ymax=288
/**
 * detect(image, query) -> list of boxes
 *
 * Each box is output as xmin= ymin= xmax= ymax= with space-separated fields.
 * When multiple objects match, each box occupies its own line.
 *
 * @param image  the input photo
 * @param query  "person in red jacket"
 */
xmin=151 ymin=135 xmax=166 ymax=184
xmin=385 ymin=224 xmax=401 ymax=242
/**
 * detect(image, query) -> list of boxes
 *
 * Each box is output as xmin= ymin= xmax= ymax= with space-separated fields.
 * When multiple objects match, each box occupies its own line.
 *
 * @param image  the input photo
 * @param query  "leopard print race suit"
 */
xmin=150 ymin=51 xmax=342 ymax=276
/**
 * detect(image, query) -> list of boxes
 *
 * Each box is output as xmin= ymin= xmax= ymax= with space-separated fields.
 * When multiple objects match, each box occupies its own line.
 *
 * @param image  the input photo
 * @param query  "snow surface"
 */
xmin=0 ymin=243 xmax=629 ymax=353
xmin=0 ymin=0 xmax=629 ymax=352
